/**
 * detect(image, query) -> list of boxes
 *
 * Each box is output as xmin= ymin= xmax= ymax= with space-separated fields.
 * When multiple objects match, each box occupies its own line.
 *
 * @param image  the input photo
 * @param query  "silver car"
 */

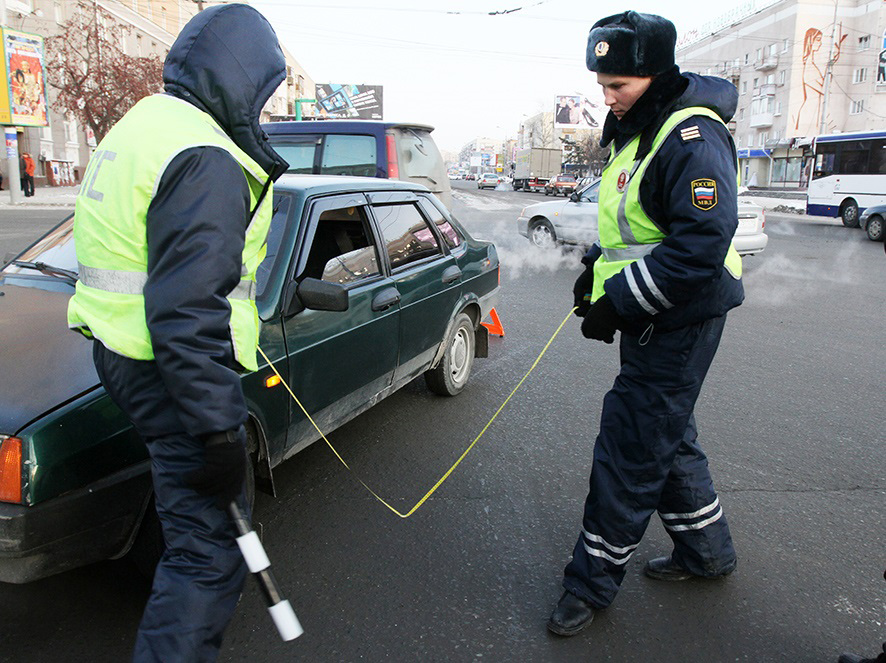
xmin=517 ymin=179 xmax=768 ymax=255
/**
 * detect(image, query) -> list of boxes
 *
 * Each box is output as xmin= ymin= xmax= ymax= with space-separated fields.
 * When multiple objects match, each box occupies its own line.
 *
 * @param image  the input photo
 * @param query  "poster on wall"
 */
xmin=553 ymin=95 xmax=604 ymax=129
xmin=2 ymin=29 xmax=49 ymax=127
xmin=315 ymin=83 xmax=383 ymax=120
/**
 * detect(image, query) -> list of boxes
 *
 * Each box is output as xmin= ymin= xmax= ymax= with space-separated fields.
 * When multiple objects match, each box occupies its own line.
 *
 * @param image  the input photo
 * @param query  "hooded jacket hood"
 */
xmin=163 ymin=4 xmax=288 ymax=180
xmin=673 ymin=72 xmax=738 ymax=123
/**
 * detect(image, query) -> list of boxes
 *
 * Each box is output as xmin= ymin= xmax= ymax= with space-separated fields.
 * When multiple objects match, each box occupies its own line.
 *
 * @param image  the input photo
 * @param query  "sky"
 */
xmin=249 ymin=0 xmax=750 ymax=153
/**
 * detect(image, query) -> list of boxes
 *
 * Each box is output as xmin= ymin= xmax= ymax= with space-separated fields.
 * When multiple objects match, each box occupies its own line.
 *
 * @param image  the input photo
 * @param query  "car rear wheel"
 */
xmin=841 ymin=199 xmax=860 ymax=228
xmin=866 ymin=214 xmax=884 ymax=241
xmin=425 ymin=312 xmax=475 ymax=396
xmin=530 ymin=219 xmax=556 ymax=248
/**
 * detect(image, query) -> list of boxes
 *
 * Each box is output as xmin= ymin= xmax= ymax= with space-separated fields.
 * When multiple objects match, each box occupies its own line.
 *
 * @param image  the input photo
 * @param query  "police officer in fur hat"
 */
xmin=548 ymin=11 xmax=744 ymax=636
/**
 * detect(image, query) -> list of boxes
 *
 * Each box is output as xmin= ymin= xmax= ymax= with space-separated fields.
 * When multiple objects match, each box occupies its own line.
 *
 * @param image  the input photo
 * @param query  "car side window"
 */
xmin=302 ymin=205 xmax=381 ymax=285
xmin=320 ymin=135 xmax=377 ymax=177
xmin=374 ymin=202 xmax=443 ymax=270
xmin=417 ymin=198 xmax=463 ymax=250
xmin=582 ymin=182 xmax=600 ymax=203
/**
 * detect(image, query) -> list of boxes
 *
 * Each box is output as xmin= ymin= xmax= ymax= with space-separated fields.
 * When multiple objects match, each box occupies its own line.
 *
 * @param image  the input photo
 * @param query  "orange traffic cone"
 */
xmin=481 ymin=307 xmax=505 ymax=337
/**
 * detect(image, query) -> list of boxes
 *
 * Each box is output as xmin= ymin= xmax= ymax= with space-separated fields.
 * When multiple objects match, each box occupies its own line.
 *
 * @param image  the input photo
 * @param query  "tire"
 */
xmin=425 ymin=312 xmax=475 ymax=396
xmin=129 ymin=440 xmax=257 ymax=579
xmin=544 ymin=188 xmax=550 ymax=196
xmin=841 ymin=199 xmax=860 ymax=228
xmin=529 ymin=219 xmax=556 ymax=248
xmin=866 ymin=214 xmax=884 ymax=241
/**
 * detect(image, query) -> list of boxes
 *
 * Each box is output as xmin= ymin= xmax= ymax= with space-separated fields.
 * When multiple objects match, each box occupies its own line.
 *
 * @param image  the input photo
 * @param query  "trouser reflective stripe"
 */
xmin=78 ymin=262 xmax=256 ymax=300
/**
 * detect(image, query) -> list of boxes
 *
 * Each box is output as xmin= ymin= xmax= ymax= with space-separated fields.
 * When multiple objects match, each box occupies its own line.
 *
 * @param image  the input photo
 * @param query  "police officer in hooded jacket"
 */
xmin=548 ymin=11 xmax=742 ymax=636
xmin=67 ymin=5 xmax=288 ymax=660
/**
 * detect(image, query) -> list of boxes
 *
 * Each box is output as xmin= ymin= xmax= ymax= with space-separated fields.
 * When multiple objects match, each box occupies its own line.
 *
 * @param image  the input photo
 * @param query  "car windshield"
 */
xmin=2 ymin=216 xmax=77 ymax=277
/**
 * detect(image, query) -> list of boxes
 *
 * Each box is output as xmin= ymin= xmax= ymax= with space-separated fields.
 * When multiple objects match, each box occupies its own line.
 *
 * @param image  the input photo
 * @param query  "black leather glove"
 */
xmin=186 ymin=427 xmax=247 ymax=508
xmin=581 ymin=294 xmax=623 ymax=344
xmin=572 ymin=265 xmax=595 ymax=317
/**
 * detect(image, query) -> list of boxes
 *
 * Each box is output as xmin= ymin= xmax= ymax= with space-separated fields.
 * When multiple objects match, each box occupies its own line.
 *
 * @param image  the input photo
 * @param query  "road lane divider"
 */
xmin=255 ymin=307 xmax=577 ymax=518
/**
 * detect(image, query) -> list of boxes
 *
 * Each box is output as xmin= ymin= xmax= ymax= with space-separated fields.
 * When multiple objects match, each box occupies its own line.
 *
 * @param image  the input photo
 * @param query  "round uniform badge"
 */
xmin=595 ymin=41 xmax=609 ymax=57
xmin=616 ymin=169 xmax=629 ymax=193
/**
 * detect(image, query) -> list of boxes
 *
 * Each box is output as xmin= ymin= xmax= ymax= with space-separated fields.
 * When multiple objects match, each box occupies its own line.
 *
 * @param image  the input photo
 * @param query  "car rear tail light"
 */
xmin=761 ymin=210 xmax=765 ymax=228
xmin=385 ymin=133 xmax=399 ymax=179
xmin=0 ymin=436 xmax=23 ymax=504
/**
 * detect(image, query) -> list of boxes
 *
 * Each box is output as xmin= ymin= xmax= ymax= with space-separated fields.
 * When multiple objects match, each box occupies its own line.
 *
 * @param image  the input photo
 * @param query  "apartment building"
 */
xmin=3 ymin=0 xmax=313 ymax=186
xmin=678 ymin=0 xmax=886 ymax=188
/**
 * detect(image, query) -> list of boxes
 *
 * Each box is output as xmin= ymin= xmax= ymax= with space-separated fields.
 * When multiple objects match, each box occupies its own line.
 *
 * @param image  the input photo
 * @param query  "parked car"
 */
xmin=859 ymin=204 xmax=886 ymax=242
xmin=466 ymin=174 xmax=476 ymax=181
xmin=477 ymin=173 xmax=503 ymax=190
xmin=544 ymin=174 xmax=578 ymax=197
xmin=262 ymin=120 xmax=452 ymax=209
xmin=517 ymin=179 xmax=769 ymax=255
xmin=0 ymin=175 xmax=499 ymax=583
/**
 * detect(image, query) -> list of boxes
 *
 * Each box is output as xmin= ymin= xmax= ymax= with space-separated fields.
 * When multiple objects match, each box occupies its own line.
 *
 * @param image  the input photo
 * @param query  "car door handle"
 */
xmin=441 ymin=265 xmax=462 ymax=284
xmin=371 ymin=287 xmax=400 ymax=312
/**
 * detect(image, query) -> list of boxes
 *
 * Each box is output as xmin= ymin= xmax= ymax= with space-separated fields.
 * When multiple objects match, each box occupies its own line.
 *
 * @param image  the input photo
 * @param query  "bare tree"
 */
xmin=45 ymin=4 xmax=164 ymax=143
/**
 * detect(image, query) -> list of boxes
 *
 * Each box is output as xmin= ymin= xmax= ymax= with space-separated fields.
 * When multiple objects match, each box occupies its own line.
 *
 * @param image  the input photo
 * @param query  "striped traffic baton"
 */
xmin=228 ymin=501 xmax=304 ymax=641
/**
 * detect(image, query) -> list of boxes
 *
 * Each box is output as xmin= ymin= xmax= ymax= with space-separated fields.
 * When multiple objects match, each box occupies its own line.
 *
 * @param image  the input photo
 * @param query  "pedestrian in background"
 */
xmin=548 ymin=10 xmax=744 ymax=636
xmin=67 ymin=4 xmax=288 ymax=660
xmin=20 ymin=152 xmax=35 ymax=197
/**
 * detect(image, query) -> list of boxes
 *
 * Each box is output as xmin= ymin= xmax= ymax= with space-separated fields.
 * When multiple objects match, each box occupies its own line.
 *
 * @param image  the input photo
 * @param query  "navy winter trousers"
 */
xmin=563 ymin=315 xmax=736 ymax=609
xmin=93 ymin=342 xmax=248 ymax=663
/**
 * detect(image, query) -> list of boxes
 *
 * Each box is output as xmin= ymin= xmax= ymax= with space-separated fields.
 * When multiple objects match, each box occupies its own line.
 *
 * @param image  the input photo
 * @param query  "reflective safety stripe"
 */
xmin=229 ymin=280 xmax=256 ymax=300
xmin=581 ymin=528 xmax=639 ymax=565
xmin=582 ymin=528 xmax=640 ymax=555
xmin=78 ymin=263 xmax=146 ymax=295
xmin=616 ymin=191 xmax=639 ymax=245
xmin=659 ymin=497 xmax=720 ymax=521
xmin=661 ymin=506 xmax=724 ymax=532
xmin=637 ymin=258 xmax=673 ymax=310
xmin=600 ymin=242 xmax=659 ymax=262
xmin=78 ymin=262 xmax=256 ymax=300
xmin=625 ymin=266 xmax=658 ymax=315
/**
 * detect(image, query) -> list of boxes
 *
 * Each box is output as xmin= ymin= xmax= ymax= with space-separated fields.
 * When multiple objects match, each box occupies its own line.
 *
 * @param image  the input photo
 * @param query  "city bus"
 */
xmin=806 ymin=129 xmax=886 ymax=227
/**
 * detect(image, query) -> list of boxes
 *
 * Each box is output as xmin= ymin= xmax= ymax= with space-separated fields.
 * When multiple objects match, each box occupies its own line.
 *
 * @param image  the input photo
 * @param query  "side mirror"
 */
xmin=569 ymin=192 xmax=579 ymax=203
xmin=297 ymin=277 xmax=349 ymax=312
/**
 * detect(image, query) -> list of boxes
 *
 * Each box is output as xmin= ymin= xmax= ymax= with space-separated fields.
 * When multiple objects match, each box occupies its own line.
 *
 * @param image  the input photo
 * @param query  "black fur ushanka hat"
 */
xmin=586 ymin=11 xmax=677 ymax=76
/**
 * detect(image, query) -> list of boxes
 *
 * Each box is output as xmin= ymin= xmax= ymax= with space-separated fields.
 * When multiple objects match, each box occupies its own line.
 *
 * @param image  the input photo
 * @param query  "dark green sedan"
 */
xmin=0 ymin=175 xmax=499 ymax=583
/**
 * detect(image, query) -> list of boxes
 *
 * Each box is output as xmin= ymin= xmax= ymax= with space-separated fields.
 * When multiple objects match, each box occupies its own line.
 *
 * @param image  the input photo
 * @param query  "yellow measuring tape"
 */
xmin=256 ymin=307 xmax=577 ymax=518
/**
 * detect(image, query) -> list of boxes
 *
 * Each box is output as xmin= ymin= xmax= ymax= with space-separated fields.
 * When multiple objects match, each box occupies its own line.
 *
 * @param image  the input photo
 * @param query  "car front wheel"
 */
xmin=866 ymin=214 xmax=884 ymax=241
xmin=841 ymin=199 xmax=860 ymax=228
xmin=425 ymin=312 xmax=475 ymax=396
xmin=530 ymin=219 xmax=556 ymax=248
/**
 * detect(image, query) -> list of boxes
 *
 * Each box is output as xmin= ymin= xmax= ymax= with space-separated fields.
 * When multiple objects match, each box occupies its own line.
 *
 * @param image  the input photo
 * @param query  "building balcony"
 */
xmin=755 ymin=84 xmax=777 ymax=97
xmin=755 ymin=55 xmax=778 ymax=71
xmin=749 ymin=112 xmax=774 ymax=128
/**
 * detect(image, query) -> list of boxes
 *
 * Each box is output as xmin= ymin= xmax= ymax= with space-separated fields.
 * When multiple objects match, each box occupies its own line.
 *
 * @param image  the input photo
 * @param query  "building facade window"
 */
xmin=774 ymin=100 xmax=782 ymax=115
xmin=779 ymin=70 xmax=786 ymax=85
xmin=739 ymin=108 xmax=745 ymax=120
xmin=753 ymin=77 xmax=759 ymax=88
xmin=853 ymin=68 xmax=867 ymax=84
xmin=858 ymin=35 xmax=870 ymax=51
xmin=782 ymin=38 xmax=789 ymax=52
xmin=744 ymin=53 xmax=749 ymax=64
xmin=741 ymin=81 xmax=747 ymax=94
xmin=850 ymin=99 xmax=864 ymax=114
xmin=760 ymin=132 xmax=768 ymax=146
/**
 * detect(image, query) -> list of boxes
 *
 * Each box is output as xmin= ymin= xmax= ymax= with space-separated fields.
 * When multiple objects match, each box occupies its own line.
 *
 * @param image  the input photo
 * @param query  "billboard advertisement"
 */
xmin=554 ymin=95 xmax=603 ymax=129
xmin=2 ymin=28 xmax=48 ymax=127
xmin=315 ymin=83 xmax=383 ymax=120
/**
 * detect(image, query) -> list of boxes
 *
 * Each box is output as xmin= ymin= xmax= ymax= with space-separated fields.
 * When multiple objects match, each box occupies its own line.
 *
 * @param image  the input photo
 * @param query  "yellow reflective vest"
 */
xmin=67 ymin=94 xmax=273 ymax=372
xmin=591 ymin=106 xmax=742 ymax=304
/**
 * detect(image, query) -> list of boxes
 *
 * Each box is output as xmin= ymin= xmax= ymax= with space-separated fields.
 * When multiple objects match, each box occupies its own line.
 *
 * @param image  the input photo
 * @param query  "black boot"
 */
xmin=838 ymin=643 xmax=886 ymax=663
xmin=547 ymin=591 xmax=595 ymax=636
xmin=644 ymin=555 xmax=736 ymax=581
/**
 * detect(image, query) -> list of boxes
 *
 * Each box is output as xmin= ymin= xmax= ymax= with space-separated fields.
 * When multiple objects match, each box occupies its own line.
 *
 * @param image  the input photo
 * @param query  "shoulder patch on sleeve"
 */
xmin=691 ymin=178 xmax=717 ymax=210
xmin=680 ymin=125 xmax=704 ymax=143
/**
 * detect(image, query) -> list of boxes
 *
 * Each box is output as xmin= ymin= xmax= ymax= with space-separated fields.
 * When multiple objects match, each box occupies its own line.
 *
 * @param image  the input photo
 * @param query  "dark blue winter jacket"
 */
xmin=585 ymin=68 xmax=744 ymax=333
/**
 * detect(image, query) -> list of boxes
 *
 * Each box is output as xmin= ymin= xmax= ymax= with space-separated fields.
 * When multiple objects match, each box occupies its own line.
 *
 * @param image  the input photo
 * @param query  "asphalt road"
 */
xmin=0 ymin=185 xmax=883 ymax=663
